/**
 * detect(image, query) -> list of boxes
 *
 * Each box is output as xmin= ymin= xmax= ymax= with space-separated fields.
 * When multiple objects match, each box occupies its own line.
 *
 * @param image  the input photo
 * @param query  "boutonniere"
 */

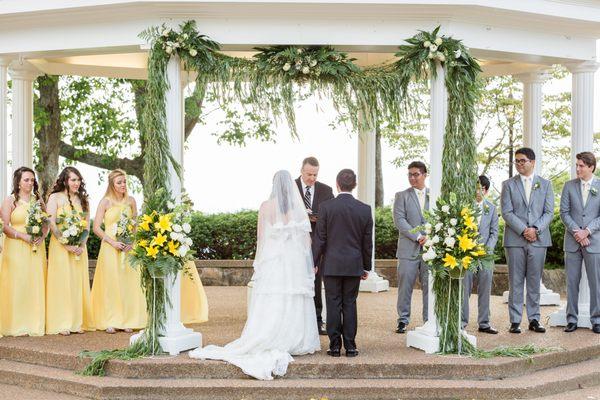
xmin=483 ymin=203 xmax=490 ymax=215
xmin=532 ymin=182 xmax=541 ymax=191
xmin=591 ymin=187 xmax=598 ymax=196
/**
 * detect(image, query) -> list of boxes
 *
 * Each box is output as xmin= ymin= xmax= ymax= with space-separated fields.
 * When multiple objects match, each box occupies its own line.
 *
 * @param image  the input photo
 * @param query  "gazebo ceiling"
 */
xmin=1 ymin=1 xmax=598 ymax=79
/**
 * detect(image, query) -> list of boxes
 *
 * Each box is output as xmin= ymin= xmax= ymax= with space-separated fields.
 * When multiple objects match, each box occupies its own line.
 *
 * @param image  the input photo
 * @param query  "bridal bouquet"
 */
xmin=419 ymin=193 xmax=492 ymax=279
xmin=130 ymin=192 xmax=195 ymax=278
xmin=25 ymin=199 xmax=49 ymax=254
xmin=115 ymin=210 xmax=135 ymax=265
xmin=56 ymin=209 xmax=89 ymax=261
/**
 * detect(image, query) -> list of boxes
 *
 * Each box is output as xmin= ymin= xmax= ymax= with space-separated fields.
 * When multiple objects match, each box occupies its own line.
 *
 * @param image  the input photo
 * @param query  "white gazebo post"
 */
xmin=134 ymin=55 xmax=202 ymax=354
xmin=0 ymin=57 xmax=9 ymax=200
xmin=406 ymin=62 xmax=476 ymax=353
xmin=357 ymin=124 xmax=390 ymax=293
xmin=550 ymin=60 xmax=600 ymax=329
xmin=8 ymin=60 xmax=39 ymax=169
xmin=503 ymin=72 xmax=561 ymax=306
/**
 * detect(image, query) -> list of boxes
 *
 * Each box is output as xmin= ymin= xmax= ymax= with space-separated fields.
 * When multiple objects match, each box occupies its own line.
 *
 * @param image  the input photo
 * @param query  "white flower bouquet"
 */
xmin=25 ymin=199 xmax=49 ymax=253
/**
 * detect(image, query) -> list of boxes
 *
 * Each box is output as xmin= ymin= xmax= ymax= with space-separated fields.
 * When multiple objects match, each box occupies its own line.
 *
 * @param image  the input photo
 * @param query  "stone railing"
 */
xmin=87 ymin=259 xmax=567 ymax=295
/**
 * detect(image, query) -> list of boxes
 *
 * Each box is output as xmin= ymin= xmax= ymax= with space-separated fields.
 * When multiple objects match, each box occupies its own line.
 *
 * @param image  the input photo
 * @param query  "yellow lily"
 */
xmin=461 ymin=256 xmax=473 ymax=269
xmin=155 ymin=214 xmax=172 ymax=233
xmin=442 ymin=253 xmax=457 ymax=269
xmin=458 ymin=233 xmax=476 ymax=252
xmin=168 ymin=240 xmax=179 ymax=256
xmin=146 ymin=246 xmax=159 ymax=258
xmin=463 ymin=215 xmax=477 ymax=231
xmin=153 ymin=232 xmax=168 ymax=247
xmin=140 ymin=214 xmax=153 ymax=231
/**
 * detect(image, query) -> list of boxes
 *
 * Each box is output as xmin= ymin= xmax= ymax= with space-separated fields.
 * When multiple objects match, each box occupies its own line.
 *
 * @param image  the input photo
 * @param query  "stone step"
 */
xmin=0 ymin=356 xmax=599 ymax=400
xmin=2 ymin=341 xmax=600 ymax=381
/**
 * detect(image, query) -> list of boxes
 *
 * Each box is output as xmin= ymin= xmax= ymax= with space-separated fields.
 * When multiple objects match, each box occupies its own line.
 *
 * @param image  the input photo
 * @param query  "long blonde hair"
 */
xmin=104 ymin=169 xmax=128 ymax=202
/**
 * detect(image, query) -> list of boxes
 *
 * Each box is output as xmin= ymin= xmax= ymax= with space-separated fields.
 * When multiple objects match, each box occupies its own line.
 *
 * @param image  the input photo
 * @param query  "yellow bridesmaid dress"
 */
xmin=45 ymin=200 xmax=94 ymax=334
xmin=90 ymin=201 xmax=146 ymax=330
xmin=180 ymin=260 xmax=209 ymax=324
xmin=0 ymin=199 xmax=46 ymax=336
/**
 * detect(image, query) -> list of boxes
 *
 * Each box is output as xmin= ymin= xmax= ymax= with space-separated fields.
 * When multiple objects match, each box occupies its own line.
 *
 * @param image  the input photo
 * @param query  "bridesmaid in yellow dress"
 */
xmin=0 ymin=167 xmax=48 ymax=336
xmin=91 ymin=169 xmax=146 ymax=333
xmin=181 ymin=260 xmax=209 ymax=324
xmin=45 ymin=167 xmax=94 ymax=335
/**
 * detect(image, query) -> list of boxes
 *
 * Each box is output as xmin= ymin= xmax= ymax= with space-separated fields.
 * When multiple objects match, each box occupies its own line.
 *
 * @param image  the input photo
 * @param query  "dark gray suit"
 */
xmin=462 ymin=199 xmax=499 ymax=329
xmin=560 ymin=177 xmax=600 ymax=325
xmin=501 ymin=174 xmax=554 ymax=324
xmin=393 ymin=187 xmax=429 ymax=325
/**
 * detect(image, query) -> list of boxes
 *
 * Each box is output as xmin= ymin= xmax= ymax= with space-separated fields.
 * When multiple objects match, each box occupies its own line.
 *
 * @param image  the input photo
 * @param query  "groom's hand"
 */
xmin=361 ymin=271 xmax=369 ymax=280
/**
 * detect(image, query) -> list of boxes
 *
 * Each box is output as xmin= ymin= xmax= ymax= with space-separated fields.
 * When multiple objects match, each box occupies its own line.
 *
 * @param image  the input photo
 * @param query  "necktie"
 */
xmin=304 ymin=186 xmax=312 ymax=210
xmin=524 ymin=178 xmax=531 ymax=204
xmin=417 ymin=190 xmax=425 ymax=211
xmin=583 ymin=182 xmax=590 ymax=206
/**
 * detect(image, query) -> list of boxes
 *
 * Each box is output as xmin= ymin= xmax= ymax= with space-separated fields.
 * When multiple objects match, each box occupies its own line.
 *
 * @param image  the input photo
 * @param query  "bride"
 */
xmin=189 ymin=170 xmax=320 ymax=380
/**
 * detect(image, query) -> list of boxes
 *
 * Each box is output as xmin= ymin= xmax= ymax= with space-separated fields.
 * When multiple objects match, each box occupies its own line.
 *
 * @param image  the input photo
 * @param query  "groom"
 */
xmin=312 ymin=169 xmax=373 ymax=357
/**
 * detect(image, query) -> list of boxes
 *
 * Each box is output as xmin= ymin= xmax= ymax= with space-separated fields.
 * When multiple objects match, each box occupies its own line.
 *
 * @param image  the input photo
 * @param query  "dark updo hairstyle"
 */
xmin=11 ymin=167 xmax=41 ymax=207
xmin=49 ymin=167 xmax=89 ymax=212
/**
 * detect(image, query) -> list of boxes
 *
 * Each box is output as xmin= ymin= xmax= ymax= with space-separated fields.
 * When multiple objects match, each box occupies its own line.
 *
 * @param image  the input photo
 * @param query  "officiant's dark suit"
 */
xmin=296 ymin=171 xmax=334 ymax=333
xmin=312 ymin=169 xmax=373 ymax=356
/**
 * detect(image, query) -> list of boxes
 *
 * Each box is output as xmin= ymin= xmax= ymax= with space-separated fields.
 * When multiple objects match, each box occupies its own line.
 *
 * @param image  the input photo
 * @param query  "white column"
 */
xmin=550 ymin=60 xmax=600 ymax=329
xmin=357 ymin=126 xmax=389 ymax=293
xmin=505 ymin=72 xmax=561 ymax=306
xmin=0 ymin=58 xmax=10 ymax=201
xmin=8 ymin=60 xmax=39 ymax=169
xmin=406 ymin=62 xmax=475 ymax=353
xmin=132 ymin=56 xmax=201 ymax=354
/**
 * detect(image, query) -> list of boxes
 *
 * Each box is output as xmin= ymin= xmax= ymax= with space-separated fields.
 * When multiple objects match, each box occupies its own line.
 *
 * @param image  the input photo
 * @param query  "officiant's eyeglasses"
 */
xmin=514 ymin=159 xmax=531 ymax=165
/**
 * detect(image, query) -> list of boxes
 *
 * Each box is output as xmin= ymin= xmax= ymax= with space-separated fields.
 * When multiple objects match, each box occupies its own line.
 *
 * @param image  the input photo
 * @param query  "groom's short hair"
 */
xmin=407 ymin=161 xmax=427 ymax=174
xmin=302 ymin=157 xmax=319 ymax=168
xmin=337 ymin=169 xmax=357 ymax=191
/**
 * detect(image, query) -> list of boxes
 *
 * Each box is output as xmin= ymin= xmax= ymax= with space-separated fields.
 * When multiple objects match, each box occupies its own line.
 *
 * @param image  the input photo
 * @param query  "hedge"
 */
xmin=84 ymin=206 xmax=566 ymax=268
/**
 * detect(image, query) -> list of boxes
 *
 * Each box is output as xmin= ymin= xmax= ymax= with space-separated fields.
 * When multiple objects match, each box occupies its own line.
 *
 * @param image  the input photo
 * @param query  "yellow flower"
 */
xmin=146 ymin=246 xmax=159 ymax=258
xmin=442 ymin=253 xmax=457 ymax=269
xmin=153 ymin=232 xmax=168 ymax=247
xmin=461 ymin=256 xmax=473 ymax=269
xmin=463 ymin=215 xmax=477 ymax=231
xmin=460 ymin=207 xmax=470 ymax=217
xmin=81 ymin=220 xmax=88 ymax=228
xmin=138 ymin=239 xmax=149 ymax=249
xmin=458 ymin=233 xmax=476 ymax=252
xmin=154 ymin=214 xmax=172 ymax=233
xmin=140 ymin=214 xmax=153 ymax=231
xmin=168 ymin=240 xmax=179 ymax=256
xmin=470 ymin=247 xmax=486 ymax=257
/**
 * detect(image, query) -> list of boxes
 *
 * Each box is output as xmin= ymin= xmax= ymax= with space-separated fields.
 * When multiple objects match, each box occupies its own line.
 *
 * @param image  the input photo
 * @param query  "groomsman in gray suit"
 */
xmin=501 ymin=147 xmax=554 ymax=334
xmin=559 ymin=152 xmax=600 ymax=334
xmin=393 ymin=161 xmax=429 ymax=334
xmin=462 ymin=175 xmax=499 ymax=334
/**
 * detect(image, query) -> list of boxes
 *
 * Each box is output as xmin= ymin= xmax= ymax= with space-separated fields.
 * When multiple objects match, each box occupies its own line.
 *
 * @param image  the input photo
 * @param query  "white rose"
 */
xmin=173 ymin=224 xmax=182 ymax=233
xmin=302 ymin=66 xmax=310 ymax=74
xmin=297 ymin=48 xmax=303 ymax=54
xmin=435 ymin=222 xmax=443 ymax=232
xmin=31 ymin=226 xmax=40 ymax=234
xmin=437 ymin=53 xmax=446 ymax=62
xmin=432 ymin=235 xmax=440 ymax=244
xmin=185 ymin=237 xmax=193 ymax=246
xmin=423 ymin=41 xmax=432 ymax=48
xmin=170 ymin=232 xmax=181 ymax=241
xmin=62 ymin=231 xmax=70 ymax=238
xmin=182 ymin=223 xmax=191 ymax=233
xmin=189 ymin=49 xmax=198 ymax=57
xmin=444 ymin=236 xmax=456 ymax=248
xmin=178 ymin=245 xmax=190 ymax=257
xmin=182 ymin=33 xmax=189 ymax=40
xmin=428 ymin=52 xmax=435 ymax=59
xmin=434 ymin=37 xmax=443 ymax=46
xmin=422 ymin=247 xmax=437 ymax=262
xmin=441 ymin=205 xmax=450 ymax=213
xmin=282 ymin=63 xmax=291 ymax=71
xmin=167 ymin=201 xmax=175 ymax=209
xmin=450 ymin=218 xmax=458 ymax=226
xmin=425 ymin=239 xmax=433 ymax=247
xmin=309 ymin=59 xmax=317 ymax=67
xmin=429 ymin=45 xmax=438 ymax=52
xmin=454 ymin=49 xmax=461 ymax=59
xmin=162 ymin=28 xmax=171 ymax=37
xmin=424 ymin=223 xmax=433 ymax=233
xmin=165 ymin=46 xmax=173 ymax=54
xmin=447 ymin=227 xmax=456 ymax=236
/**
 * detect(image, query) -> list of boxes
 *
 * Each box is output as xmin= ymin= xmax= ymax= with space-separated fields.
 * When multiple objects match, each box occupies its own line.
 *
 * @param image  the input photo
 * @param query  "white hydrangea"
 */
xmin=178 ymin=245 xmax=190 ymax=258
xmin=441 ymin=205 xmax=450 ymax=213
xmin=422 ymin=247 xmax=437 ymax=262
xmin=189 ymin=49 xmax=198 ymax=57
xmin=162 ymin=28 xmax=171 ymax=37
xmin=182 ymin=223 xmax=191 ymax=233
xmin=424 ymin=223 xmax=433 ymax=234
xmin=172 ymin=224 xmax=182 ymax=233
xmin=450 ymin=218 xmax=458 ymax=226
xmin=434 ymin=37 xmax=443 ymax=46
xmin=423 ymin=41 xmax=432 ymax=48
xmin=430 ymin=45 xmax=438 ymax=52
xmin=170 ymin=232 xmax=181 ymax=241
xmin=444 ymin=236 xmax=456 ymax=248
xmin=283 ymin=63 xmax=291 ymax=71
xmin=165 ymin=46 xmax=173 ymax=54
xmin=302 ymin=66 xmax=310 ymax=74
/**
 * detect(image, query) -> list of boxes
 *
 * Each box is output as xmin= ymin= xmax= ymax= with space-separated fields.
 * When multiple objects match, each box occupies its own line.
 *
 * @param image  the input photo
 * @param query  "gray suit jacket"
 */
xmin=560 ymin=178 xmax=600 ymax=253
xmin=478 ymin=199 xmax=499 ymax=251
xmin=393 ymin=187 xmax=429 ymax=259
xmin=501 ymin=175 xmax=554 ymax=248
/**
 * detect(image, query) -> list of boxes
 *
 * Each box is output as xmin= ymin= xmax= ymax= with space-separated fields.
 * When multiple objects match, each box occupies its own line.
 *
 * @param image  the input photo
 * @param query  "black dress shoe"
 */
xmin=318 ymin=324 xmax=327 ymax=336
xmin=345 ymin=349 xmax=359 ymax=357
xmin=327 ymin=349 xmax=341 ymax=357
xmin=509 ymin=323 xmax=521 ymax=334
xmin=396 ymin=322 xmax=407 ymax=334
xmin=593 ymin=324 xmax=600 ymax=334
xmin=528 ymin=320 xmax=546 ymax=333
xmin=478 ymin=326 xmax=498 ymax=334
xmin=564 ymin=323 xmax=578 ymax=333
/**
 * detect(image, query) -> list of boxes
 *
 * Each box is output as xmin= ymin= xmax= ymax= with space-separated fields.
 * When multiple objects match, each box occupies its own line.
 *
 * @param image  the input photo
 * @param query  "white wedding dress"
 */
xmin=189 ymin=170 xmax=321 ymax=380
